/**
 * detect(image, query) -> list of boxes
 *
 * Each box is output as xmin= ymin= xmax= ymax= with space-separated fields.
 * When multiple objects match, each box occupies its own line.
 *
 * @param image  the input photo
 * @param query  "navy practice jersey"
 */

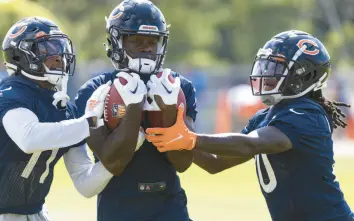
xmin=0 ymin=75 xmax=83 ymax=215
xmin=242 ymin=97 xmax=353 ymax=221
xmin=75 ymin=70 xmax=197 ymax=220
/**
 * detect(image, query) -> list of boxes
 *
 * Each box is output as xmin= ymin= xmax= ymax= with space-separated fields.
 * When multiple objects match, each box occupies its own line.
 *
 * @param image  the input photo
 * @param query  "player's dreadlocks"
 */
xmin=309 ymin=89 xmax=351 ymax=129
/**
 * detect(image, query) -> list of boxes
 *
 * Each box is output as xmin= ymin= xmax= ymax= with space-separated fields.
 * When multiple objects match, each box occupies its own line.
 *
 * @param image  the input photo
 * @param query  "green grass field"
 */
xmin=47 ymin=157 xmax=354 ymax=221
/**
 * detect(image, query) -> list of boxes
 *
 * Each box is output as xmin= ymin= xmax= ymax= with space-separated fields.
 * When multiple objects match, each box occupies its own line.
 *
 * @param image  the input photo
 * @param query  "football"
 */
xmin=103 ymin=77 xmax=128 ymax=130
xmin=145 ymin=73 xmax=186 ymax=128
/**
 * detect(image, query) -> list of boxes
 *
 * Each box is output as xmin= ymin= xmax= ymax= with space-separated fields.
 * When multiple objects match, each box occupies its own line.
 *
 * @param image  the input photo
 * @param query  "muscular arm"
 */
xmin=2 ymin=107 xmax=90 ymax=154
xmin=64 ymin=144 xmax=113 ymax=198
xmin=193 ymin=150 xmax=252 ymax=174
xmin=165 ymin=116 xmax=194 ymax=173
xmin=86 ymin=102 xmax=143 ymax=176
xmin=195 ymin=126 xmax=292 ymax=157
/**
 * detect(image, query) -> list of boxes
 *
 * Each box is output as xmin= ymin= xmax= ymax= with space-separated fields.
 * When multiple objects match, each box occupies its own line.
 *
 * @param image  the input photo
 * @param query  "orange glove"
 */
xmin=145 ymin=104 xmax=197 ymax=152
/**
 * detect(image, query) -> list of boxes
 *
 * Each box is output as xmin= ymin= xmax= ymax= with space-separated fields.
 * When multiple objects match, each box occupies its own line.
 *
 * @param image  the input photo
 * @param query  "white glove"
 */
xmin=85 ymin=81 xmax=112 ymax=119
xmin=114 ymin=72 xmax=146 ymax=106
xmin=135 ymin=127 xmax=145 ymax=152
xmin=146 ymin=69 xmax=181 ymax=110
xmin=52 ymin=91 xmax=70 ymax=109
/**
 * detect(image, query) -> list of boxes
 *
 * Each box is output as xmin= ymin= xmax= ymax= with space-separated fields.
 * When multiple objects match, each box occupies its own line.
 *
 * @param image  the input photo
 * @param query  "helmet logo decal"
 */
xmin=296 ymin=39 xmax=320 ymax=55
xmin=109 ymin=5 xmax=124 ymax=21
xmin=9 ymin=26 xmax=27 ymax=39
xmin=139 ymin=25 xmax=158 ymax=31
xmin=110 ymin=12 xmax=123 ymax=20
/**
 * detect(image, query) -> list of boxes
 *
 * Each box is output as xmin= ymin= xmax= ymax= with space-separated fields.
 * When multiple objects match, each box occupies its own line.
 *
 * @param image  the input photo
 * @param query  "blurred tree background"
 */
xmin=1 ymin=0 xmax=354 ymax=67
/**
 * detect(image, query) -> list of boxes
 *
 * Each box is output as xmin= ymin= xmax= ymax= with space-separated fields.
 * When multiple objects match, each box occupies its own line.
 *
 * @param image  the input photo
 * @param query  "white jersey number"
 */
xmin=255 ymin=154 xmax=277 ymax=193
xmin=21 ymin=150 xmax=59 ymax=183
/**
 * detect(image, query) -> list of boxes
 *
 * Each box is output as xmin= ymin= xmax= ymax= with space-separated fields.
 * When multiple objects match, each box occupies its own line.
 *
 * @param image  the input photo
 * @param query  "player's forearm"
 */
xmin=64 ymin=145 xmax=113 ymax=198
xmin=195 ymin=127 xmax=291 ymax=157
xmin=166 ymin=151 xmax=193 ymax=173
xmin=3 ymin=108 xmax=90 ymax=154
xmin=193 ymin=150 xmax=251 ymax=174
xmin=87 ymin=103 xmax=142 ymax=175
xmin=195 ymin=133 xmax=257 ymax=157
xmin=165 ymin=115 xmax=195 ymax=172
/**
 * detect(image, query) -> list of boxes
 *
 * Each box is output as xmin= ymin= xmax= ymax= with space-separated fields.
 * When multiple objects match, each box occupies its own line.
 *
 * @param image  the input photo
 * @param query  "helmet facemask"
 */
xmin=6 ymin=34 xmax=76 ymax=91
xmin=107 ymin=26 xmax=168 ymax=74
xmin=250 ymin=48 xmax=328 ymax=106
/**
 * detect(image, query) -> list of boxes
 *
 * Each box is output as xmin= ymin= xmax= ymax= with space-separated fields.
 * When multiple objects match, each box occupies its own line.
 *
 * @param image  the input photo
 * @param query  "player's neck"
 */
xmin=35 ymin=80 xmax=56 ymax=91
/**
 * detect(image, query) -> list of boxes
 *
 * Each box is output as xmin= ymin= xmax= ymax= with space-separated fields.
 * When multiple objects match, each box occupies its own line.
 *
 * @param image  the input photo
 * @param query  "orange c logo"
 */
xmin=296 ymin=39 xmax=320 ymax=55
xmin=109 ymin=12 xmax=123 ymax=20
xmin=9 ymin=26 xmax=27 ymax=39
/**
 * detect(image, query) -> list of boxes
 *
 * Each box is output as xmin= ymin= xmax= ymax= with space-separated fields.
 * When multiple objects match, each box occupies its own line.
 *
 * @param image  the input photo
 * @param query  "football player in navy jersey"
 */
xmin=74 ymin=0 xmax=197 ymax=220
xmin=146 ymin=30 xmax=354 ymax=221
xmin=0 ymin=17 xmax=120 ymax=221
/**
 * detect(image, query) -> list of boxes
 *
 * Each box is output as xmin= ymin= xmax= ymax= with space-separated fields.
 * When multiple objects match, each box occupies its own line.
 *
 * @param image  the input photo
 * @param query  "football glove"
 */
xmin=146 ymin=69 xmax=181 ymax=110
xmin=114 ymin=72 xmax=147 ymax=106
xmin=145 ymin=103 xmax=196 ymax=152
xmin=84 ymin=81 xmax=112 ymax=121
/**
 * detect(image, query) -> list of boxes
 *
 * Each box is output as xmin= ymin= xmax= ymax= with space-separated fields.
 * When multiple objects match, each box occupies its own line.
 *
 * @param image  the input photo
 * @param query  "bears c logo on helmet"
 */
xmin=296 ymin=39 xmax=320 ymax=56
xmin=9 ymin=26 xmax=27 ymax=39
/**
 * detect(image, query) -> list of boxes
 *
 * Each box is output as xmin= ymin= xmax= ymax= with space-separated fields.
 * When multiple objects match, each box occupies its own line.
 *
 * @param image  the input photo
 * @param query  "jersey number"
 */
xmin=255 ymin=154 xmax=277 ymax=193
xmin=21 ymin=150 xmax=59 ymax=184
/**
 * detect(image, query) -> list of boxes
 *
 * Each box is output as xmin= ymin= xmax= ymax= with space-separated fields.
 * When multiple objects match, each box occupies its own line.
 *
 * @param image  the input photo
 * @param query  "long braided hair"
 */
xmin=309 ymin=90 xmax=351 ymax=129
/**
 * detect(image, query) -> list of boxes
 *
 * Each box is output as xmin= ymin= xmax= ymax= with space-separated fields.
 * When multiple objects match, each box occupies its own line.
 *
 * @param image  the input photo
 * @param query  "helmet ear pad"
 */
xmin=281 ymin=60 xmax=323 ymax=96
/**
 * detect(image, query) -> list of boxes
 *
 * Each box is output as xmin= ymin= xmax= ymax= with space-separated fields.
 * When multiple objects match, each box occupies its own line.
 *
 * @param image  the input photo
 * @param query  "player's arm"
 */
xmin=86 ymin=101 xmax=143 ymax=175
xmin=64 ymin=144 xmax=113 ymax=198
xmin=193 ymin=150 xmax=252 ymax=174
xmin=165 ymin=116 xmax=194 ymax=173
xmin=192 ymin=126 xmax=291 ymax=157
xmin=147 ymin=70 xmax=195 ymax=172
xmin=1 ymin=83 xmax=111 ymax=154
xmin=146 ymin=105 xmax=292 ymax=157
xmin=78 ymin=72 xmax=146 ymax=176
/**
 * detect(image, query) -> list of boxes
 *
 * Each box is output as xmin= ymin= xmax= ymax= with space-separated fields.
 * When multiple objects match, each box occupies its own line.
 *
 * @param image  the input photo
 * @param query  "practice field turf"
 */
xmin=47 ymin=157 xmax=354 ymax=221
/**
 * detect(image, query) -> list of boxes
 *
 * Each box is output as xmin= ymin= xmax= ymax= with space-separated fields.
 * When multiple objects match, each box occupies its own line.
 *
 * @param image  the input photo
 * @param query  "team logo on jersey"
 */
xmin=112 ymin=103 xmax=126 ymax=118
xmin=9 ymin=26 xmax=28 ymax=39
xmin=296 ymin=39 xmax=320 ymax=55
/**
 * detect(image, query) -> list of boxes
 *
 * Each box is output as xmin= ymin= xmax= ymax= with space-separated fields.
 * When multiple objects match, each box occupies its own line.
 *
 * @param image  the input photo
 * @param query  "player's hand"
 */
xmin=145 ymin=104 xmax=196 ymax=152
xmin=52 ymin=91 xmax=69 ymax=109
xmin=146 ymin=69 xmax=181 ymax=111
xmin=85 ymin=81 xmax=112 ymax=120
xmin=114 ymin=72 xmax=146 ymax=107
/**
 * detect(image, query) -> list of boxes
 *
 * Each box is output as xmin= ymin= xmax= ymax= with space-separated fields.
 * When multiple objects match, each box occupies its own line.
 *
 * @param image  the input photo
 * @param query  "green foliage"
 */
xmin=1 ymin=0 xmax=354 ymax=67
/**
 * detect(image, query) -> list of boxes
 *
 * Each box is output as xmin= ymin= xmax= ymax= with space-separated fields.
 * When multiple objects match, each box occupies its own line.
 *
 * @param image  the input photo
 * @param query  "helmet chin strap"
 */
xmin=126 ymin=54 xmax=156 ymax=74
xmin=260 ymin=72 xmax=328 ymax=106
xmin=15 ymin=63 xmax=69 ymax=109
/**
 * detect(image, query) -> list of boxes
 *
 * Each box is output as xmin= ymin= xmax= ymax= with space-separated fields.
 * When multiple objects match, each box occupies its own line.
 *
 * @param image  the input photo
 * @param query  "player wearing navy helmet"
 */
xmin=75 ymin=0 xmax=196 ymax=220
xmin=146 ymin=30 xmax=353 ymax=221
xmin=0 ymin=17 xmax=117 ymax=221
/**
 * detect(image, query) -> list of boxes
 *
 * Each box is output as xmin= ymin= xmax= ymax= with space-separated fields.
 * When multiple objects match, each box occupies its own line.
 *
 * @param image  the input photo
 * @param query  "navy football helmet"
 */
xmin=2 ymin=17 xmax=75 ymax=88
xmin=250 ymin=30 xmax=331 ymax=106
xmin=105 ymin=0 xmax=169 ymax=74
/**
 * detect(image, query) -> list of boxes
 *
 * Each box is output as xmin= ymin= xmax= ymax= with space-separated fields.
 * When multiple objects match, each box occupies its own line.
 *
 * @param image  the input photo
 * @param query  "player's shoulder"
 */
xmin=270 ymin=97 xmax=331 ymax=133
xmin=244 ymin=108 xmax=269 ymax=132
xmin=65 ymin=101 xmax=81 ymax=119
xmin=169 ymin=69 xmax=195 ymax=92
xmin=0 ymin=76 xmax=37 ymax=101
xmin=275 ymin=97 xmax=327 ymax=119
xmin=78 ymin=71 xmax=116 ymax=91
xmin=170 ymin=70 xmax=192 ymax=84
